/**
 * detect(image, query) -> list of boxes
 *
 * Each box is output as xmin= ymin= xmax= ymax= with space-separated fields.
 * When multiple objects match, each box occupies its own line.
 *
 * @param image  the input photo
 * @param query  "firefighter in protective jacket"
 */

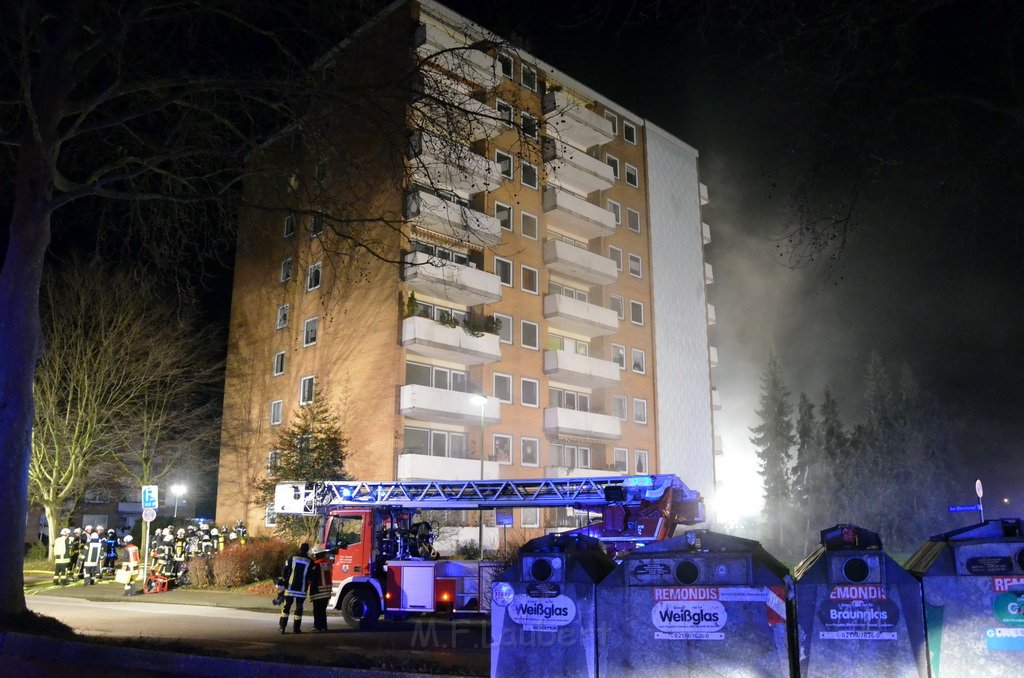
xmin=82 ymin=532 xmax=103 ymax=585
xmin=309 ymin=547 xmax=333 ymax=632
xmin=53 ymin=528 xmax=72 ymax=585
xmin=278 ymin=542 xmax=314 ymax=633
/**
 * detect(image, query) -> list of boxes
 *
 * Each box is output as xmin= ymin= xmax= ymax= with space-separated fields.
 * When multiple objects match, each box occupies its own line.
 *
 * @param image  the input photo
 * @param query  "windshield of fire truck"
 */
xmin=323 ymin=514 xmax=363 ymax=550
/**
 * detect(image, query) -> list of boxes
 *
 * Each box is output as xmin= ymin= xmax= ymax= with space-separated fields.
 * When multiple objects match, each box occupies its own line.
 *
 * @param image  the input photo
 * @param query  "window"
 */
xmin=267 ymin=450 xmax=281 ymax=475
xmin=549 ymin=387 xmax=590 ymax=412
xmin=521 ymin=437 xmax=539 ymax=467
xmin=609 ymin=246 xmax=623 ymax=271
xmin=307 ymin=261 xmax=322 ymax=291
xmin=521 ymin=320 xmax=539 ymax=349
xmin=521 ymin=112 xmax=538 ymax=139
xmin=630 ymin=300 xmax=644 ymax=325
xmin=495 ymin=256 xmax=513 ymax=286
xmin=521 ymin=378 xmax=539 ymax=407
xmin=607 ymin=199 xmax=621 ymax=225
xmin=521 ymin=65 xmax=537 ymax=91
xmin=623 ymin=120 xmax=637 ymax=144
xmin=494 ymin=312 xmax=513 ymax=344
xmin=613 ymin=395 xmax=628 ymax=421
xmin=548 ymin=333 xmax=589 ymax=355
xmin=310 ymin=211 xmax=325 ymax=237
xmin=611 ymin=344 xmax=626 ymax=370
xmin=521 ymin=161 xmax=538 ymax=189
xmin=273 ymin=351 xmax=285 ymax=376
xmin=604 ymin=111 xmax=618 ymax=135
xmin=496 ymin=99 xmax=513 ymax=126
xmin=84 ymin=489 xmax=109 ymax=504
xmin=314 ymin=157 xmax=329 ymax=186
xmin=627 ymin=208 xmax=642 ymax=233
xmin=628 ymin=253 xmax=643 ymax=278
xmin=521 ymin=507 xmax=540 ymax=528
xmin=549 ymin=281 xmax=588 ymax=302
xmin=280 ymin=258 xmax=293 ymax=283
xmin=636 ymin=449 xmax=649 ymax=474
xmin=610 ymin=294 xmax=624 ymax=320
xmin=303 ymin=317 xmax=319 ymax=347
xmin=577 ymin=446 xmax=591 ymax=469
xmin=613 ymin=448 xmax=629 ymax=473
xmin=632 ymin=348 xmax=646 ymax=373
xmin=407 ymin=362 xmax=468 ymax=392
xmin=497 ymin=53 xmax=513 ymax=79
xmin=493 ymin=434 xmax=512 ymax=464
xmin=270 ymin=400 xmax=283 ymax=425
xmin=404 ymin=427 xmax=467 ymax=458
xmin=495 ymin=201 xmax=513 ymax=230
xmin=496 ymin=150 xmax=513 ymax=178
xmin=283 ymin=213 xmax=296 ymax=238
xmin=299 ymin=375 xmax=315 ymax=405
xmin=493 ymin=373 xmax=512 ymax=403
xmin=276 ymin=304 xmax=289 ymax=329
xmin=521 ymin=212 xmax=538 ymax=240
xmin=633 ymin=398 xmax=648 ymax=424
xmin=625 ymin=163 xmax=639 ymax=188
xmin=264 ymin=505 xmax=277 ymax=528
xmin=606 ymin=154 xmax=620 ymax=179
xmin=521 ymin=265 xmax=539 ymax=294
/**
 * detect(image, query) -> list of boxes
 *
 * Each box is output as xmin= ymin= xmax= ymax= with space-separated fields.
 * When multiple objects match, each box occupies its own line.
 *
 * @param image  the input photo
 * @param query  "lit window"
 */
xmin=521 ymin=265 xmax=539 ymax=294
xmin=493 ymin=373 xmax=512 ymax=403
xmin=625 ymin=164 xmax=639 ymax=188
xmin=521 ymin=212 xmax=538 ymax=240
xmin=270 ymin=400 xmax=283 ymax=426
xmin=521 ymin=437 xmax=539 ymax=466
xmin=299 ymin=376 xmax=315 ymax=405
xmin=521 ymin=320 xmax=539 ymax=349
xmin=630 ymin=300 xmax=644 ymax=325
xmin=632 ymin=348 xmax=646 ymax=374
xmin=633 ymin=398 xmax=648 ymax=424
xmin=606 ymin=154 xmax=620 ymax=179
xmin=611 ymin=344 xmax=625 ymax=370
xmin=496 ymin=150 xmax=513 ymax=179
xmin=303 ymin=317 xmax=318 ymax=347
xmin=607 ymin=199 xmax=621 ymax=225
xmin=280 ymin=258 xmax=293 ymax=283
xmin=521 ymin=378 xmax=539 ymax=407
xmin=497 ymin=53 xmax=513 ymax=79
xmin=495 ymin=256 xmax=513 ymax=286
xmin=495 ymin=202 xmax=512 ymax=230
xmin=521 ymin=161 xmax=538 ymax=189
xmin=628 ymin=253 xmax=642 ymax=279
xmin=627 ymin=208 xmax=642 ymax=233
xmin=521 ymin=65 xmax=537 ymax=91
xmin=494 ymin=312 xmax=513 ymax=344
xmin=307 ymin=261 xmax=322 ymax=291
xmin=276 ymin=304 xmax=289 ymax=329
xmin=273 ymin=351 xmax=285 ymax=376
xmin=610 ymin=295 xmax=624 ymax=320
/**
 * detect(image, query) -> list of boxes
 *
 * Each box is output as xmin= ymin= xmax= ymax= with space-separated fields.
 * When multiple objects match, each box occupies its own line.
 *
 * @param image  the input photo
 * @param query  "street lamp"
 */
xmin=171 ymin=484 xmax=187 ymax=519
xmin=470 ymin=394 xmax=487 ymax=558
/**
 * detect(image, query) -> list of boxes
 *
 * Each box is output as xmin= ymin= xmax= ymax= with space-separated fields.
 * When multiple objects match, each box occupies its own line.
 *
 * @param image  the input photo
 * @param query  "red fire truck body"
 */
xmin=273 ymin=474 xmax=704 ymax=628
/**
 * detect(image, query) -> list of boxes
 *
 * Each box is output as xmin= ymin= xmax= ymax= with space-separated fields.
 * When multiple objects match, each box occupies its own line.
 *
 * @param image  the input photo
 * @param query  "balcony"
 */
xmin=703 ymin=221 xmax=711 ymax=245
xmin=415 ymin=22 xmax=500 ymax=89
xmin=542 ymin=138 xmax=615 ymax=195
xmin=404 ymin=251 xmax=501 ymax=306
xmin=415 ymin=72 xmax=501 ymax=142
xmin=714 ymin=435 xmax=724 ymax=456
xmin=406 ymin=189 xmax=502 ymax=248
xmin=711 ymin=388 xmax=722 ymax=411
xmin=400 ymin=385 xmax=501 ymax=426
xmin=542 ymin=90 xmax=615 ymax=150
xmin=397 ymin=451 xmax=501 ymax=481
xmin=543 ymin=466 xmax=610 ymax=479
xmin=542 ymin=188 xmax=616 ymax=241
xmin=709 ymin=345 xmax=719 ymax=368
xmin=706 ymin=303 xmax=716 ymax=325
xmin=704 ymin=262 xmax=714 ymax=285
xmin=543 ymin=407 xmax=621 ymax=441
xmin=402 ymin=316 xmax=502 ymax=366
xmin=409 ymin=131 xmax=502 ymax=197
xmin=543 ymin=294 xmax=618 ymax=338
xmin=700 ymin=182 xmax=709 ymax=205
xmin=542 ymin=239 xmax=617 ymax=286
xmin=544 ymin=350 xmax=620 ymax=389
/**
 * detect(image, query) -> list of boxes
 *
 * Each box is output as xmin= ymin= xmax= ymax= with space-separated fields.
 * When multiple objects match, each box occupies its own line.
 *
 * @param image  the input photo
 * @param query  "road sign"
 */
xmin=142 ymin=485 xmax=159 ymax=510
xmin=975 ymin=479 xmax=984 ymax=498
xmin=947 ymin=504 xmax=982 ymax=513
xmin=142 ymin=508 xmax=157 ymax=522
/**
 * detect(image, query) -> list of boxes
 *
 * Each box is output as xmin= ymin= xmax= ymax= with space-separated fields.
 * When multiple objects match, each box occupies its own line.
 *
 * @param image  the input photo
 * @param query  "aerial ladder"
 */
xmin=274 ymin=474 xmax=704 ymax=628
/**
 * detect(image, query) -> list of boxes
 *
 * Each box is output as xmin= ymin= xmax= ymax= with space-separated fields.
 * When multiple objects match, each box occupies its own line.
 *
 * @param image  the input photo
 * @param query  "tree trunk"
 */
xmin=0 ymin=144 xmax=54 ymax=619
xmin=43 ymin=503 xmax=60 ymax=561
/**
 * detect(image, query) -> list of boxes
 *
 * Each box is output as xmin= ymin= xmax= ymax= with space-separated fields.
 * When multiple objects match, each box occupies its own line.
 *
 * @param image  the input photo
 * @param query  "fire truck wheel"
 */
xmin=340 ymin=587 xmax=380 ymax=630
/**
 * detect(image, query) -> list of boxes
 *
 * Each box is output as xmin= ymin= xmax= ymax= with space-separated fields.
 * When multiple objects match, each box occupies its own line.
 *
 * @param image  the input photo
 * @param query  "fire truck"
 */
xmin=273 ymin=473 xmax=704 ymax=628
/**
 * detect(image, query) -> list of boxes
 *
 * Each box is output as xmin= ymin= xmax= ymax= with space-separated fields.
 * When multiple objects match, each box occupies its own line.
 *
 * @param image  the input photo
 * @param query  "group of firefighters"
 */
xmin=276 ymin=542 xmax=334 ymax=634
xmin=51 ymin=520 xmax=248 ymax=595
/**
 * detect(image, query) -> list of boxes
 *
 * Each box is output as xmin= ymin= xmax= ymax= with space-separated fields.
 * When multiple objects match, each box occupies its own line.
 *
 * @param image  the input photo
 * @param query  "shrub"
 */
xmin=186 ymin=556 xmax=214 ymax=588
xmin=211 ymin=547 xmax=251 ymax=588
xmin=455 ymin=540 xmax=480 ymax=560
xmin=209 ymin=538 xmax=292 ymax=588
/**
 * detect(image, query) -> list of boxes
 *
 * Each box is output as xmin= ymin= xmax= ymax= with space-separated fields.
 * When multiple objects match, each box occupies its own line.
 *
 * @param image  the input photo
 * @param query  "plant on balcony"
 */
xmin=462 ymin=312 xmax=500 ymax=337
xmin=405 ymin=291 xmax=418 ymax=318
xmin=437 ymin=310 xmax=459 ymax=328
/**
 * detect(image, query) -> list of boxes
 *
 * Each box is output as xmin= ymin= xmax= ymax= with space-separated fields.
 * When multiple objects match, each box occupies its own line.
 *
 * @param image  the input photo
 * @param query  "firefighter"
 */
xmin=82 ymin=532 xmax=103 ymax=585
xmin=172 ymin=528 xmax=187 ymax=578
xmin=185 ymin=525 xmax=200 ymax=558
xmin=102 ymin=528 xmax=119 ymax=576
xmin=234 ymin=520 xmax=248 ymax=545
xmin=158 ymin=534 xmax=177 ymax=584
xmin=277 ymin=543 xmax=314 ymax=634
xmin=214 ymin=527 xmax=226 ymax=552
xmin=200 ymin=527 xmax=214 ymax=556
xmin=309 ymin=546 xmax=333 ymax=632
xmin=76 ymin=525 xmax=92 ymax=579
xmin=53 ymin=528 xmax=72 ymax=586
xmin=68 ymin=527 xmax=82 ymax=580
xmin=121 ymin=535 xmax=140 ymax=596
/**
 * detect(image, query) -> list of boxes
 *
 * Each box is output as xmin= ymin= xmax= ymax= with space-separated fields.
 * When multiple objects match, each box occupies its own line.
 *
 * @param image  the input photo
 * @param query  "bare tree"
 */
xmin=29 ymin=258 xmax=220 ymax=558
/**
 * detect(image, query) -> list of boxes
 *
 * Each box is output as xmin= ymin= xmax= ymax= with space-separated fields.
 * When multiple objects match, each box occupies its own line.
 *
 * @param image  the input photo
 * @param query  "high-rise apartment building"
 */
xmin=215 ymin=0 xmax=719 ymax=543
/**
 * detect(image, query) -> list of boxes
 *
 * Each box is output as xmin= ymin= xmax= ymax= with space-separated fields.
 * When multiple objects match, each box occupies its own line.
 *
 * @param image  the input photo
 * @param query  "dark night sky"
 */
xmin=442 ymin=1 xmax=1024 ymax=519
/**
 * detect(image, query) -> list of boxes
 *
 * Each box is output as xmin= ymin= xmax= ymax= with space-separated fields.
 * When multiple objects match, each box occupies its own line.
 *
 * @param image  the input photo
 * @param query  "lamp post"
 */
xmin=470 ymin=394 xmax=487 ymax=558
xmin=171 ymin=484 xmax=187 ymax=519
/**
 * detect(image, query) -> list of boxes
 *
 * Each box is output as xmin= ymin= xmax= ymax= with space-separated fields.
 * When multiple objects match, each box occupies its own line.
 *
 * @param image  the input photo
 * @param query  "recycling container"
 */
xmin=793 ymin=524 xmax=927 ymax=677
xmin=906 ymin=518 xmax=1024 ymax=677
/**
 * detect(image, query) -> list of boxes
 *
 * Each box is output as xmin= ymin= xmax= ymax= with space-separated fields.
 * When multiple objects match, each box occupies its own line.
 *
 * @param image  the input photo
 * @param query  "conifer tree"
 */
xmin=791 ymin=392 xmax=821 ymax=554
xmin=750 ymin=352 xmax=796 ymax=550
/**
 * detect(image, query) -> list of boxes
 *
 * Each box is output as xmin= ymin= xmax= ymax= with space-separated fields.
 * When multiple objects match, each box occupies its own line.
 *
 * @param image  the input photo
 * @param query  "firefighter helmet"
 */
xmin=123 ymin=535 xmax=133 ymax=543
xmin=60 ymin=528 xmax=71 ymax=536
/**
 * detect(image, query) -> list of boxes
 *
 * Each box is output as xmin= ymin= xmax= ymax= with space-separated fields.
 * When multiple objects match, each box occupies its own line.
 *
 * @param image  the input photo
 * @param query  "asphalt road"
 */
xmin=25 ymin=580 xmax=489 ymax=675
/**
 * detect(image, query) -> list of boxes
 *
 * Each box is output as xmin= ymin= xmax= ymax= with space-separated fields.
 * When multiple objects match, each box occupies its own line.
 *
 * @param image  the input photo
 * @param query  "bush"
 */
xmin=210 ymin=538 xmax=291 ymax=588
xmin=455 ymin=540 xmax=480 ymax=560
xmin=185 ymin=557 xmax=214 ymax=588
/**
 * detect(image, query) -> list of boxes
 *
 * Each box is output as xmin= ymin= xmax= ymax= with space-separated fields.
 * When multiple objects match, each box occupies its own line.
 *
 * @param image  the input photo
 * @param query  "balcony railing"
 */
xmin=709 ymin=345 xmax=719 ymax=368
xmin=700 ymin=182 xmax=709 ymax=205
xmin=543 ymin=350 xmax=620 ymax=389
xmin=703 ymin=221 xmax=711 ymax=245
xmin=706 ymin=303 xmax=716 ymax=325
xmin=542 ymin=138 xmax=615 ymax=195
xmin=543 ymin=407 xmax=621 ymax=441
xmin=406 ymin=189 xmax=502 ymax=248
xmin=542 ymin=90 xmax=615 ymax=150
xmin=397 ymin=450 xmax=501 ymax=481
xmin=704 ymin=262 xmax=714 ymax=285
xmin=415 ymin=22 xmax=501 ymax=89
xmin=400 ymin=384 xmax=501 ymax=426
xmin=403 ymin=251 xmax=501 ymax=306
xmin=542 ymin=239 xmax=617 ymax=286
xmin=413 ymin=72 xmax=501 ymax=143
xmin=409 ymin=130 xmax=501 ymax=197
xmin=542 ymin=188 xmax=616 ymax=241
xmin=543 ymin=293 xmax=619 ymax=338
xmin=401 ymin=315 xmax=502 ymax=366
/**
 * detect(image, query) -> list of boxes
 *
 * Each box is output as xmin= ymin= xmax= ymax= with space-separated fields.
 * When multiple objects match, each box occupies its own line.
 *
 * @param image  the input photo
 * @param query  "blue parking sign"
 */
xmin=142 ymin=485 xmax=159 ymax=509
